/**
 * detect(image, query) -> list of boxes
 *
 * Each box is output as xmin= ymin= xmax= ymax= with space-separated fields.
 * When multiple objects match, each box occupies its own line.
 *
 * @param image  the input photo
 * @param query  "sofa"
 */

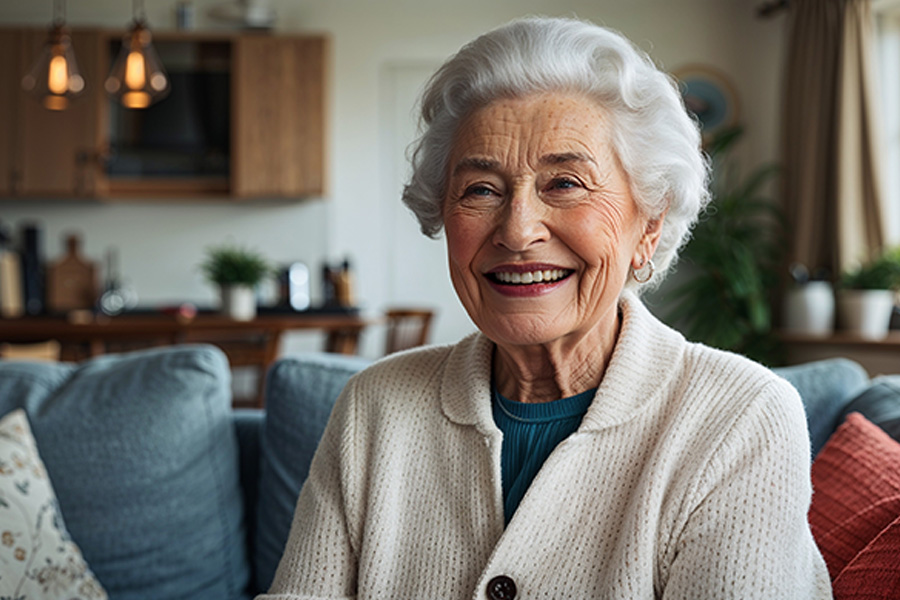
xmin=0 ymin=344 xmax=898 ymax=599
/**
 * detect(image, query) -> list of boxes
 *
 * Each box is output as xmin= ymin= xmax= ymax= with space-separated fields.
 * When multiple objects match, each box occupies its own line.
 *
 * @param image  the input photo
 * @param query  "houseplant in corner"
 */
xmin=837 ymin=246 xmax=900 ymax=339
xmin=200 ymin=244 xmax=271 ymax=321
xmin=663 ymin=125 xmax=786 ymax=365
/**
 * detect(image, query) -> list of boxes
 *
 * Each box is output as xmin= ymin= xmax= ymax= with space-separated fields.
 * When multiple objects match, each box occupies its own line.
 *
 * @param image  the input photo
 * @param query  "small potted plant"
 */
xmin=200 ymin=244 xmax=271 ymax=321
xmin=837 ymin=247 xmax=900 ymax=339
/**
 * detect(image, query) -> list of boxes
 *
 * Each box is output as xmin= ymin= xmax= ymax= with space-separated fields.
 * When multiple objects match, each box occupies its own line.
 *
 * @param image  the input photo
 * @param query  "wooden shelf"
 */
xmin=778 ymin=330 xmax=900 ymax=377
xmin=778 ymin=330 xmax=900 ymax=348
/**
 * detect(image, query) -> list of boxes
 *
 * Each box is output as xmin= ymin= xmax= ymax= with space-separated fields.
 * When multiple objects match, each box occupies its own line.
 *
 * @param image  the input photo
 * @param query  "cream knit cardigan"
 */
xmin=261 ymin=293 xmax=832 ymax=599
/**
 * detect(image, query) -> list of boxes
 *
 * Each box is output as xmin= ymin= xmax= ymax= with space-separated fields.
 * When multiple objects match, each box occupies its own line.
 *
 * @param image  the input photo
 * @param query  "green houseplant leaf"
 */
xmin=664 ymin=125 xmax=786 ymax=365
xmin=839 ymin=247 xmax=900 ymax=290
xmin=200 ymin=244 xmax=271 ymax=287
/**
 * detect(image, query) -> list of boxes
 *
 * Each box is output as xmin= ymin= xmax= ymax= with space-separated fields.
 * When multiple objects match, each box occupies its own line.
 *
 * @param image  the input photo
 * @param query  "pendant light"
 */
xmin=21 ymin=0 xmax=85 ymax=111
xmin=105 ymin=0 xmax=169 ymax=109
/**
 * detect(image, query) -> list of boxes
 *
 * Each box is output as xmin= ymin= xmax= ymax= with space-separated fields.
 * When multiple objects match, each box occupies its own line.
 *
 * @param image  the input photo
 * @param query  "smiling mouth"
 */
xmin=487 ymin=269 xmax=574 ymax=285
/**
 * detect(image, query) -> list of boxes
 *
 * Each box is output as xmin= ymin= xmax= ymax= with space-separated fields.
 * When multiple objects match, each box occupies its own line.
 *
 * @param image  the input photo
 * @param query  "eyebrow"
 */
xmin=539 ymin=152 xmax=597 ymax=167
xmin=451 ymin=157 xmax=500 ymax=176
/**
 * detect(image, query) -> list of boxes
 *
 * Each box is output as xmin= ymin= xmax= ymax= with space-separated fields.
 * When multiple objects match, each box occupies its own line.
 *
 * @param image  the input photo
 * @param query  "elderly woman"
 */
xmin=262 ymin=16 xmax=830 ymax=600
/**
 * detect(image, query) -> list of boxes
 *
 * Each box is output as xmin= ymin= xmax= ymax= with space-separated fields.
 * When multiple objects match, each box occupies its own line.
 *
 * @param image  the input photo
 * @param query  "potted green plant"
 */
xmin=663 ymin=125 xmax=786 ymax=364
xmin=837 ymin=247 xmax=900 ymax=339
xmin=200 ymin=244 xmax=271 ymax=321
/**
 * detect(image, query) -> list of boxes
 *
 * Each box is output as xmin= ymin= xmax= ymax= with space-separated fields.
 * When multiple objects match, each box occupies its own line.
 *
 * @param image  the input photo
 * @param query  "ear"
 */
xmin=631 ymin=211 xmax=667 ymax=270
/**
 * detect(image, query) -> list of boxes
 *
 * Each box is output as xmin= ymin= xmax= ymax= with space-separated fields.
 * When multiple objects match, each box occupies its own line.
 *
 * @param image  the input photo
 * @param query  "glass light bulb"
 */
xmin=22 ymin=22 xmax=84 ymax=110
xmin=47 ymin=54 xmax=68 ymax=94
xmin=106 ymin=20 xmax=170 ymax=109
xmin=125 ymin=50 xmax=146 ymax=90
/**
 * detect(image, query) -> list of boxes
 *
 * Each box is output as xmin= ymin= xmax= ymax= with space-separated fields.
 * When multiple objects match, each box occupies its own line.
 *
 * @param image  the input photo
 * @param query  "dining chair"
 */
xmin=383 ymin=308 xmax=435 ymax=355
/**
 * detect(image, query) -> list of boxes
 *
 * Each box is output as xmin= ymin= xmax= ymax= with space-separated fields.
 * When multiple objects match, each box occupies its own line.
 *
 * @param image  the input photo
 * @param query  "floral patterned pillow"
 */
xmin=0 ymin=409 xmax=107 ymax=599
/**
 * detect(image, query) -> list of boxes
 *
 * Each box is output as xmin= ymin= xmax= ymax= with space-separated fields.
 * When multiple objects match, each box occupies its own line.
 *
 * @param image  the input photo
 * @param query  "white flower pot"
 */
xmin=783 ymin=282 xmax=835 ymax=336
xmin=220 ymin=285 xmax=256 ymax=321
xmin=837 ymin=289 xmax=895 ymax=340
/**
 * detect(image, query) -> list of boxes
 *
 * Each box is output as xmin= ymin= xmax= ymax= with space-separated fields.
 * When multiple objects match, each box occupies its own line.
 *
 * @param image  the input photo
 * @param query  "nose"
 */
xmin=491 ymin=186 xmax=549 ymax=252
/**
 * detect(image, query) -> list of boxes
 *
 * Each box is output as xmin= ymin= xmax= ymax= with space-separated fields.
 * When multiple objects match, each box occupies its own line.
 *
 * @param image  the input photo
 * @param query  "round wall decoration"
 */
xmin=671 ymin=64 xmax=740 ymax=144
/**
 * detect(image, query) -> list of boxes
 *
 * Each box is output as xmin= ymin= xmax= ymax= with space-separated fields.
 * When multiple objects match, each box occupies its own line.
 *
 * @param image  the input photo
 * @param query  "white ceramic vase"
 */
xmin=837 ymin=289 xmax=895 ymax=339
xmin=783 ymin=282 xmax=835 ymax=336
xmin=220 ymin=284 xmax=257 ymax=321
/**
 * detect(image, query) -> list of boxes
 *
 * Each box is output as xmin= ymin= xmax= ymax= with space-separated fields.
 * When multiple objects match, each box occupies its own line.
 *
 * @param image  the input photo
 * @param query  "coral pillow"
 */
xmin=809 ymin=412 xmax=900 ymax=582
xmin=832 ymin=513 xmax=900 ymax=599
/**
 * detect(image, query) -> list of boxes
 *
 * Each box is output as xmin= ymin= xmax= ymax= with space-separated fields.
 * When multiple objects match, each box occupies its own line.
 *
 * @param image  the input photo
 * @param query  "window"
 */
xmin=875 ymin=4 xmax=900 ymax=244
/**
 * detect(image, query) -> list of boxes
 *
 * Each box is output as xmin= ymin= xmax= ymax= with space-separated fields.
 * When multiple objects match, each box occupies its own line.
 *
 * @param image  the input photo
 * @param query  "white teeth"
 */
xmin=493 ymin=269 xmax=569 ymax=284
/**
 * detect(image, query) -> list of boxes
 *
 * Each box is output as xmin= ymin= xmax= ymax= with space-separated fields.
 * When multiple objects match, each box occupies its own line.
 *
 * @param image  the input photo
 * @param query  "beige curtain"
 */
xmin=782 ymin=0 xmax=888 ymax=277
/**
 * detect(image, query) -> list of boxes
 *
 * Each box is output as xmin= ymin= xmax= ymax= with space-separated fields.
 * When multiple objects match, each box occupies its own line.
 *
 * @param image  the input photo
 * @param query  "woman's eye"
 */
xmin=464 ymin=185 xmax=495 ymax=197
xmin=549 ymin=178 xmax=579 ymax=191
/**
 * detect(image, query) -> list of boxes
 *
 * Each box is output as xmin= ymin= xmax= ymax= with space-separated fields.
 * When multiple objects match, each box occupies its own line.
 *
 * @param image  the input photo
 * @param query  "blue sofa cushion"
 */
xmin=839 ymin=376 xmax=900 ymax=442
xmin=774 ymin=358 xmax=870 ymax=458
xmin=0 ymin=345 xmax=250 ymax=600
xmin=255 ymin=352 xmax=369 ymax=592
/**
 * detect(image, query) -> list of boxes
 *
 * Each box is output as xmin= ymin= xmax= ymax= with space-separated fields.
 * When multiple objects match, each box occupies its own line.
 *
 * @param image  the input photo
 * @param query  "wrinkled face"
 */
xmin=442 ymin=92 xmax=661 ymax=348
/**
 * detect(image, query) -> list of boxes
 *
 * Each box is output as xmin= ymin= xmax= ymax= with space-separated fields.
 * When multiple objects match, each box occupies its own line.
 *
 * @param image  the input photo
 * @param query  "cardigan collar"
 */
xmin=439 ymin=291 xmax=686 ymax=434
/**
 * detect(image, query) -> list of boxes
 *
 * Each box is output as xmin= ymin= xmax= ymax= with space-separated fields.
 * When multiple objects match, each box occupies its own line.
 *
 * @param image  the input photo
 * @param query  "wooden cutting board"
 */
xmin=0 ymin=249 xmax=24 ymax=318
xmin=46 ymin=234 xmax=98 ymax=313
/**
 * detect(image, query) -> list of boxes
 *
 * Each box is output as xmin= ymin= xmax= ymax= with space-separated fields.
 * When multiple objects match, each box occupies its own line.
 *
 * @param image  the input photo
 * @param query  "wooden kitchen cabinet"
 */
xmin=0 ymin=30 xmax=18 ymax=197
xmin=232 ymin=35 xmax=327 ymax=198
xmin=16 ymin=29 xmax=106 ymax=197
xmin=0 ymin=28 xmax=105 ymax=198
xmin=0 ymin=28 xmax=328 ymax=200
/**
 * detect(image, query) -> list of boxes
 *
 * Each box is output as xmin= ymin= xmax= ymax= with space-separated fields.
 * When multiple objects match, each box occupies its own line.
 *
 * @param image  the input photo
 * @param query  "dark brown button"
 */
xmin=486 ymin=575 xmax=517 ymax=600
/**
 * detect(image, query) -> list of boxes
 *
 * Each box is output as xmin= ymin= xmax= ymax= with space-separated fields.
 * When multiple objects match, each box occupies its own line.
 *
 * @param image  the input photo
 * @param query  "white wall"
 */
xmin=0 ymin=0 xmax=786 ymax=357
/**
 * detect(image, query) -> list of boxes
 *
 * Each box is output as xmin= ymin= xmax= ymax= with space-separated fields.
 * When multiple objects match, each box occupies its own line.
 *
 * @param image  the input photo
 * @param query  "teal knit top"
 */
xmin=492 ymin=384 xmax=596 ymax=524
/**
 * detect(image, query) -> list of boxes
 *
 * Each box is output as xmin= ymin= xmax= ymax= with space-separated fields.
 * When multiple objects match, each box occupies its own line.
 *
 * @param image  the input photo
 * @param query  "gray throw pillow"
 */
xmin=774 ymin=358 xmax=870 ymax=457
